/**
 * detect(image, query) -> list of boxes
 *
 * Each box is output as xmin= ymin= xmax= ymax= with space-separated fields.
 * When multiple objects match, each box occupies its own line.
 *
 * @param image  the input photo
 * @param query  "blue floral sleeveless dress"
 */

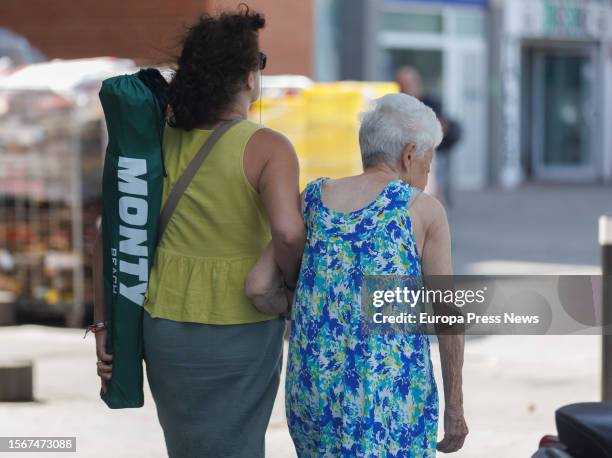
xmin=286 ymin=177 xmax=439 ymax=458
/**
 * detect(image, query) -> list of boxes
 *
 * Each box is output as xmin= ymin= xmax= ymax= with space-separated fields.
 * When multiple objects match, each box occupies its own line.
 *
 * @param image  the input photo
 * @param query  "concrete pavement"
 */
xmin=0 ymin=326 xmax=599 ymax=458
xmin=448 ymin=183 xmax=612 ymax=273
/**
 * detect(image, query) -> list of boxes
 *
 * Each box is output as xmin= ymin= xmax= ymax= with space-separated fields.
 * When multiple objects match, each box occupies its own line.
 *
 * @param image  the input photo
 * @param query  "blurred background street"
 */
xmin=450 ymin=183 xmax=611 ymax=273
xmin=1 ymin=0 xmax=612 ymax=456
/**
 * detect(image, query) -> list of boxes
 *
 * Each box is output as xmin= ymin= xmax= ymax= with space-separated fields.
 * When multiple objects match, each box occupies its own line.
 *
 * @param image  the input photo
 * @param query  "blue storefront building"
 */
xmin=315 ymin=0 xmax=489 ymax=190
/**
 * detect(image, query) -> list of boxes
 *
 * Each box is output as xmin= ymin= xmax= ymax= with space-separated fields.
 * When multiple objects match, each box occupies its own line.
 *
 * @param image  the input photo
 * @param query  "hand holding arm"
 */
xmin=245 ymin=242 xmax=288 ymax=315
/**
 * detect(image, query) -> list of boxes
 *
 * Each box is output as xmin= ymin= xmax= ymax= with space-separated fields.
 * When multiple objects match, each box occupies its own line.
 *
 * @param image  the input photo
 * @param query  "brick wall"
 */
xmin=212 ymin=0 xmax=313 ymax=76
xmin=0 ymin=0 xmax=313 ymax=75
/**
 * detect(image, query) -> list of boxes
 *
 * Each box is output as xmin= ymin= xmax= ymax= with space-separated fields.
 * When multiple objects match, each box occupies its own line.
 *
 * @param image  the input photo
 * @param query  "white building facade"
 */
xmin=490 ymin=0 xmax=612 ymax=187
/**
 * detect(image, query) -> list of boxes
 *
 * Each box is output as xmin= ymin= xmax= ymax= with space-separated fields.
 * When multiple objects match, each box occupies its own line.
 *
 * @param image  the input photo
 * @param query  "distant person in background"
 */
xmin=396 ymin=66 xmax=462 ymax=207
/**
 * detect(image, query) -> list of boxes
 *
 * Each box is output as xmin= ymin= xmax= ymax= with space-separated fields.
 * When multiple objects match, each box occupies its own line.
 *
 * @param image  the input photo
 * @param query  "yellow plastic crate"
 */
xmin=250 ymin=81 xmax=398 ymax=190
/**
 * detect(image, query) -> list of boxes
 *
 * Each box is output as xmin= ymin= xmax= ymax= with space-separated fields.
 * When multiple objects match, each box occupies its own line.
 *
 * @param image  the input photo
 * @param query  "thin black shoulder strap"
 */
xmin=156 ymin=119 xmax=242 ymax=245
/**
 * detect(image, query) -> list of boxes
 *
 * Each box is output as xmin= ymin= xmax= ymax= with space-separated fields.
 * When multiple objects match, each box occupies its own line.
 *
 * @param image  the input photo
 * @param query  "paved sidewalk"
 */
xmin=0 ymin=327 xmax=599 ymax=458
xmin=448 ymin=183 xmax=612 ymax=273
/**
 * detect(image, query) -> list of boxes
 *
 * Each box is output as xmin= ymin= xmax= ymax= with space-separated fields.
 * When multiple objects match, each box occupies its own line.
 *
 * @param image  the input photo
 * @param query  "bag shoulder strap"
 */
xmin=156 ymin=118 xmax=242 ymax=245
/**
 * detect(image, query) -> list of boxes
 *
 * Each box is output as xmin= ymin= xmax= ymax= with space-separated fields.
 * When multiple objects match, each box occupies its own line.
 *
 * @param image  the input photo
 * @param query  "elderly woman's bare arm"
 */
xmin=420 ymin=195 xmax=468 ymax=453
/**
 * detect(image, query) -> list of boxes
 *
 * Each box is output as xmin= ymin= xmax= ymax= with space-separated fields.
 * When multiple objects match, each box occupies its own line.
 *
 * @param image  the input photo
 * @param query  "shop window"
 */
xmin=381 ymin=11 xmax=443 ymax=34
xmin=453 ymin=11 xmax=485 ymax=37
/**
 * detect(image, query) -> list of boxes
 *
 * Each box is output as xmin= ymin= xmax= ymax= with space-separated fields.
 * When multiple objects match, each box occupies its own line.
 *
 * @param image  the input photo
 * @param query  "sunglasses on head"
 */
xmin=259 ymin=52 xmax=267 ymax=70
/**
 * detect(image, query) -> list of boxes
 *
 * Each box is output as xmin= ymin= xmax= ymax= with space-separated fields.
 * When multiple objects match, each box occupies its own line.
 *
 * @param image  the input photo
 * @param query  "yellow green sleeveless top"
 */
xmin=143 ymin=120 xmax=276 ymax=324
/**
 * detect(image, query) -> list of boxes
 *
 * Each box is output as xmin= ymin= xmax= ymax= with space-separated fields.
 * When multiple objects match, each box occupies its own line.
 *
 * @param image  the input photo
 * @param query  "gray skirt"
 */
xmin=143 ymin=311 xmax=285 ymax=458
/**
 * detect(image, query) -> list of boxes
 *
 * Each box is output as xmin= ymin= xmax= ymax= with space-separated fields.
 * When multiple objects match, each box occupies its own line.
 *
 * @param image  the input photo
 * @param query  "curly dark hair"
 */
xmin=167 ymin=5 xmax=265 ymax=130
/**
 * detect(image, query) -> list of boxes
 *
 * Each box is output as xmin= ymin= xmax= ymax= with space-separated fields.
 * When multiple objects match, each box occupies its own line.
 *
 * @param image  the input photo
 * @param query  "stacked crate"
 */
xmin=0 ymin=89 xmax=103 ymax=325
xmin=253 ymin=81 xmax=399 ymax=189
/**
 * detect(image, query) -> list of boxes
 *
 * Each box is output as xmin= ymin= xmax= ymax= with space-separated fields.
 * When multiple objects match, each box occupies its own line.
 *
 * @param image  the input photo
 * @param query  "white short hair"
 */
xmin=359 ymin=93 xmax=443 ymax=168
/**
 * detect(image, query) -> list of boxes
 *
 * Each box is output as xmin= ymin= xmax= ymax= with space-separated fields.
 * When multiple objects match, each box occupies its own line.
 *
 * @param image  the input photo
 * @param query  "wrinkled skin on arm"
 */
xmin=418 ymin=194 xmax=468 ymax=454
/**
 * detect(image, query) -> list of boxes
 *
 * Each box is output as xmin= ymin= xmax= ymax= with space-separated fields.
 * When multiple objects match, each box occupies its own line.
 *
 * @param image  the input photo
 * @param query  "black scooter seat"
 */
xmin=556 ymin=402 xmax=612 ymax=458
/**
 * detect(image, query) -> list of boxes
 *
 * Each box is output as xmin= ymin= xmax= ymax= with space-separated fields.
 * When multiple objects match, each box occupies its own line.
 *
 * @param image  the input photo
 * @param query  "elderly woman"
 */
xmin=248 ymin=92 xmax=467 ymax=456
